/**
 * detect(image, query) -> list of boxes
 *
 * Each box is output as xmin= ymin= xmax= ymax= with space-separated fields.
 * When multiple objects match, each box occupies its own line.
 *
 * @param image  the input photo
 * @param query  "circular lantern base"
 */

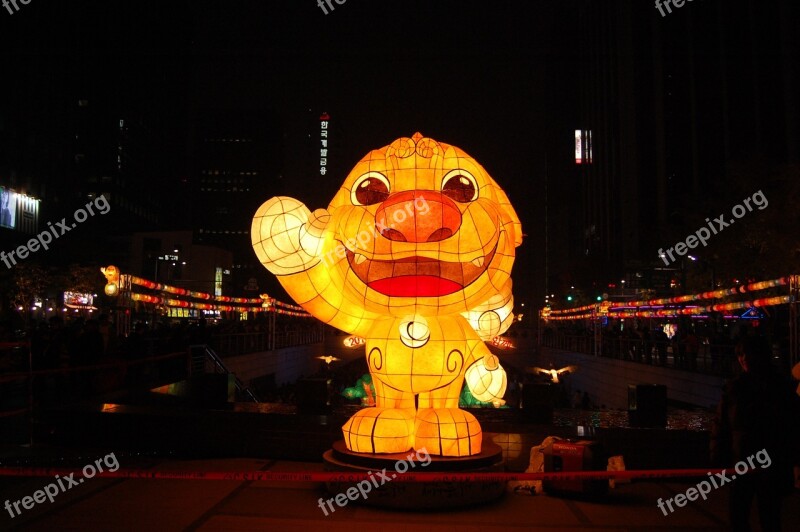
xmin=322 ymin=440 xmax=506 ymax=509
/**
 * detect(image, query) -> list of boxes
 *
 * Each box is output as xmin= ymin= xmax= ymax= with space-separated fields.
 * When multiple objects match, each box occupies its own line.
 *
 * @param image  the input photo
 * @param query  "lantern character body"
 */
xmin=252 ymin=133 xmax=522 ymax=456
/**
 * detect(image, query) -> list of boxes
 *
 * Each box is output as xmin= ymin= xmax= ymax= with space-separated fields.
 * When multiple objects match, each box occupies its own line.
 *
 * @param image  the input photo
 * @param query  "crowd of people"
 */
xmin=542 ymin=321 xmax=791 ymax=375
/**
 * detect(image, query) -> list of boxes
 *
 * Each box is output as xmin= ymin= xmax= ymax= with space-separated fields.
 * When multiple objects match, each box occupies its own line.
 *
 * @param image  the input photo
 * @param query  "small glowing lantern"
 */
xmin=101 ymin=265 xmax=120 ymax=297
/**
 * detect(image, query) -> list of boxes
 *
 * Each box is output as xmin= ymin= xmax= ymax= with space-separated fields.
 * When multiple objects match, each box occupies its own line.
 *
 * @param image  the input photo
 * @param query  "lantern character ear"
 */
xmin=251 ymin=196 xmax=331 ymax=275
xmin=493 ymin=185 xmax=523 ymax=247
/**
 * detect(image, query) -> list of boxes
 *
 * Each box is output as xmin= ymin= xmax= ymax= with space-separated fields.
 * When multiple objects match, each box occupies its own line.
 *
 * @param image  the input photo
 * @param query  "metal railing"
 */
xmin=190 ymin=345 xmax=258 ymax=403
xmin=210 ymin=332 xmax=268 ymax=357
xmin=541 ymin=333 xmax=739 ymax=376
xmin=210 ymin=327 xmax=324 ymax=357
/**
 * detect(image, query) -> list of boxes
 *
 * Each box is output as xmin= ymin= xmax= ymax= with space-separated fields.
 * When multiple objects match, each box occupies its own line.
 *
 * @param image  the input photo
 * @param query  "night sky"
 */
xmin=2 ymin=0 xmax=797 ymax=308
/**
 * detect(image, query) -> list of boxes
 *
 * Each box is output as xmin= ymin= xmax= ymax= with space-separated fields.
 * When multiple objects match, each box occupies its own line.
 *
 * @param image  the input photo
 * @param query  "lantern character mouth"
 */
xmin=345 ymin=243 xmax=498 ymax=297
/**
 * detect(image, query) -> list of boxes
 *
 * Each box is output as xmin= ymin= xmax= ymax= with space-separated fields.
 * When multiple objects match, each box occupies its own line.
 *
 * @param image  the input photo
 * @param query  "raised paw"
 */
xmin=251 ymin=196 xmax=330 ymax=275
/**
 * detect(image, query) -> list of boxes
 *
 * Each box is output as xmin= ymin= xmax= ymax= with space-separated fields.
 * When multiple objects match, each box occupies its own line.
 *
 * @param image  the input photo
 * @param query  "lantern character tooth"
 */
xmin=354 ymin=253 xmax=367 ymax=265
xmin=471 ymin=256 xmax=485 ymax=268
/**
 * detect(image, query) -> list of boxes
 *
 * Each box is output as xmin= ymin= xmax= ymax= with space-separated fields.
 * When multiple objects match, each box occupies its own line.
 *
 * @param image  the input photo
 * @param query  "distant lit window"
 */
xmin=575 ymin=129 xmax=593 ymax=164
xmin=215 ymin=267 xmax=223 ymax=296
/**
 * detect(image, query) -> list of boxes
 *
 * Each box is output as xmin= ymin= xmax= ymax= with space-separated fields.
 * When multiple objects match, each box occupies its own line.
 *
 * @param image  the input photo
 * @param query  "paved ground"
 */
xmin=2 ymin=457 xmax=798 ymax=531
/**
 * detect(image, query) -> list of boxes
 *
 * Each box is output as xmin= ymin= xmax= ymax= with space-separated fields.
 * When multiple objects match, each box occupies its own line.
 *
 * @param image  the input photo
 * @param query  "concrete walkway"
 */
xmin=3 ymin=457 xmax=798 ymax=531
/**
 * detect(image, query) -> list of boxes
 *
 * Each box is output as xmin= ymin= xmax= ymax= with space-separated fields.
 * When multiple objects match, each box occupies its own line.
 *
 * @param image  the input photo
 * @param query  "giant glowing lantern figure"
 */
xmin=252 ymin=133 xmax=522 ymax=456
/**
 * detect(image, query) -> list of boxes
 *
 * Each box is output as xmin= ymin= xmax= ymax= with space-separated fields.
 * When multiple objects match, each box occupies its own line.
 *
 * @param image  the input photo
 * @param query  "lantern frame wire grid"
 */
xmin=252 ymin=133 xmax=522 ymax=456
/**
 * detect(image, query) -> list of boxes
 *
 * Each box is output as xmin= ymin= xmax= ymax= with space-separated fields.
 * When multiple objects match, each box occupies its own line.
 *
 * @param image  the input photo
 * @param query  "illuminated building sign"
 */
xmin=168 ymin=307 xmax=192 ymax=318
xmin=740 ymin=307 xmax=765 ymax=320
xmin=64 ymin=291 xmax=94 ymax=308
xmin=215 ymin=267 xmax=223 ymax=296
xmin=1 ymin=187 xmax=40 ymax=233
xmin=575 ymin=129 xmax=593 ymax=164
xmin=320 ymin=112 xmax=330 ymax=175
xmin=0 ymin=187 xmax=18 ymax=229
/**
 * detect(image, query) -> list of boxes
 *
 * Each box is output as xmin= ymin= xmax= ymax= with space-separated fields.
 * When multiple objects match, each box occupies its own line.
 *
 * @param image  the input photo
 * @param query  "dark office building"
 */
xmin=546 ymin=0 xmax=799 ymax=298
xmin=71 ymin=103 xmax=166 ymax=229
xmin=187 ymin=109 xmax=285 ymax=295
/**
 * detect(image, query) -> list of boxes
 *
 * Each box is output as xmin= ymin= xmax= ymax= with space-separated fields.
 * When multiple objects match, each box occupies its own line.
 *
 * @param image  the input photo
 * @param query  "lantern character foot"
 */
xmin=414 ymin=408 xmax=482 ymax=457
xmin=342 ymin=407 xmax=415 ymax=454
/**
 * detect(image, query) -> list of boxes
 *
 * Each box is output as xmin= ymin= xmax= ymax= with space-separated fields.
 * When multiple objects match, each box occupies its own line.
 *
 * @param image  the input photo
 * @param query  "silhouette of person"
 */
xmin=683 ymin=330 xmax=700 ymax=371
xmin=711 ymin=336 xmax=800 ymax=532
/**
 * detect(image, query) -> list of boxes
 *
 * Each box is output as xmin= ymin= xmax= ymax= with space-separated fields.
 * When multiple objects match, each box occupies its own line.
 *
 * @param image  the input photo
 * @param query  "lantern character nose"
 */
xmin=375 ymin=191 xmax=462 ymax=242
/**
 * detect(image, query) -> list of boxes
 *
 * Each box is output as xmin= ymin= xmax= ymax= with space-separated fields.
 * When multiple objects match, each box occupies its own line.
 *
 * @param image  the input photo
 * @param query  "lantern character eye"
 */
xmin=441 ymin=170 xmax=478 ymax=202
xmin=351 ymin=172 xmax=391 ymax=206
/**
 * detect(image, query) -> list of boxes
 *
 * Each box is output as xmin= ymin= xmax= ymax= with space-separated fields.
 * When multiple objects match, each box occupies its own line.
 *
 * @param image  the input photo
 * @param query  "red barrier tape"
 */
xmin=0 ymin=468 xmax=724 ymax=482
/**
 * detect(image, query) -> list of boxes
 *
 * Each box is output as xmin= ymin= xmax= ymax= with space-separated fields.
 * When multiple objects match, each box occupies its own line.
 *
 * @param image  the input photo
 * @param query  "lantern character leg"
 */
xmin=417 ymin=379 xmax=461 ymax=409
xmin=373 ymin=378 xmax=415 ymax=409
xmin=342 ymin=381 xmax=415 ymax=453
xmin=415 ymin=378 xmax=482 ymax=456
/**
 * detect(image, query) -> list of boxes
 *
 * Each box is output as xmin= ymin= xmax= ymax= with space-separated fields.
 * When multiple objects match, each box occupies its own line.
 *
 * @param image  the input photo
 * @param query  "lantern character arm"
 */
xmin=462 ymin=280 xmax=515 ymax=341
xmin=251 ymin=196 xmax=330 ymax=276
xmin=464 ymin=342 xmax=507 ymax=403
xmin=275 ymin=261 xmax=382 ymax=337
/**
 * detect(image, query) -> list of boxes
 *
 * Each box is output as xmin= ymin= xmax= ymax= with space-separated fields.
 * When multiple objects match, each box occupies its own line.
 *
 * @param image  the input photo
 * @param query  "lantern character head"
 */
xmin=320 ymin=133 xmax=522 ymax=317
